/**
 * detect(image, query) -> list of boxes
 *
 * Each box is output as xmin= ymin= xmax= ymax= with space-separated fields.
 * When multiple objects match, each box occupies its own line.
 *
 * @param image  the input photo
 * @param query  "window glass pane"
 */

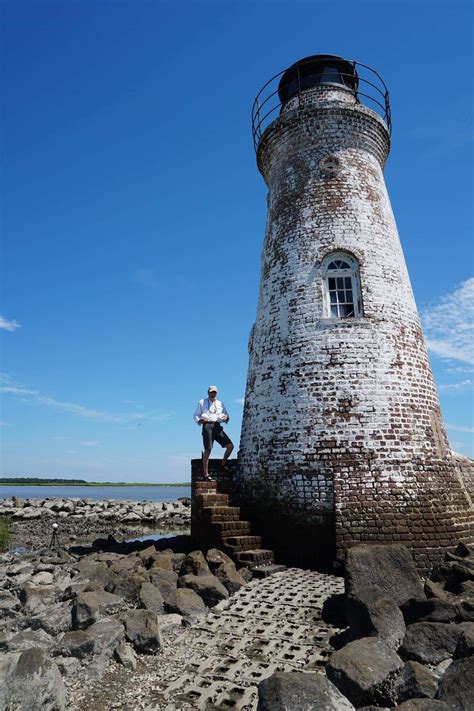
xmin=336 ymin=277 xmax=344 ymax=288
xmin=337 ymin=290 xmax=345 ymax=302
xmin=330 ymin=291 xmax=337 ymax=303
xmin=344 ymin=277 xmax=352 ymax=288
xmin=346 ymin=290 xmax=353 ymax=302
xmin=328 ymin=277 xmax=335 ymax=289
xmin=339 ymin=261 xmax=350 ymax=270
xmin=327 ymin=262 xmax=337 ymax=271
xmin=346 ymin=306 xmax=355 ymax=317
xmin=331 ymin=305 xmax=338 ymax=317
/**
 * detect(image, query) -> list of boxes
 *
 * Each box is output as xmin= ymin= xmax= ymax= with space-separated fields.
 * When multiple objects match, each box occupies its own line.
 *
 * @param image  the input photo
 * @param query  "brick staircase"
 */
xmin=191 ymin=459 xmax=285 ymax=577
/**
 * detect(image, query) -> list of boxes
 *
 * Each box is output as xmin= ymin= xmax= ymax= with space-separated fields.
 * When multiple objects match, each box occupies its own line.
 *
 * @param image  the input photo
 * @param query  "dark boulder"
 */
xmin=123 ymin=609 xmax=161 ymax=654
xmin=436 ymin=656 xmax=474 ymax=710
xmin=393 ymin=661 xmax=438 ymax=703
xmin=400 ymin=622 xmax=463 ymax=664
xmin=179 ymin=551 xmax=211 ymax=577
xmin=400 ymin=598 xmax=458 ymax=624
xmin=178 ymin=574 xmax=229 ymax=607
xmin=167 ymin=588 xmax=207 ymax=623
xmin=257 ymin=671 xmax=355 ymax=710
xmin=347 ymin=595 xmax=405 ymax=650
xmin=326 ymin=636 xmax=403 ymax=707
xmin=453 ymin=622 xmax=474 ymax=658
xmin=391 ymin=700 xmax=450 ymax=710
xmin=345 ymin=544 xmax=424 ymax=608
xmin=5 ymin=647 xmax=66 ymax=710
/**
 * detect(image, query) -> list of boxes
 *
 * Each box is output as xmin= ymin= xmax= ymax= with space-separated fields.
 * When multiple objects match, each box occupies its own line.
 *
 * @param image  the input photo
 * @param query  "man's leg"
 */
xmin=222 ymin=442 xmax=234 ymax=466
xmin=202 ymin=448 xmax=212 ymax=478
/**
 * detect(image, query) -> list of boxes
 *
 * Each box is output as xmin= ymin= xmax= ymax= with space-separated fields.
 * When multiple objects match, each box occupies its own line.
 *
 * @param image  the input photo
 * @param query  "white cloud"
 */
xmin=446 ymin=423 xmax=474 ymax=433
xmin=80 ymin=440 xmax=100 ymax=446
xmin=437 ymin=379 xmax=473 ymax=392
xmin=0 ymin=373 xmax=174 ymax=425
xmin=233 ymin=398 xmax=245 ymax=406
xmin=0 ymin=316 xmax=21 ymax=332
xmin=421 ymin=277 xmax=474 ymax=365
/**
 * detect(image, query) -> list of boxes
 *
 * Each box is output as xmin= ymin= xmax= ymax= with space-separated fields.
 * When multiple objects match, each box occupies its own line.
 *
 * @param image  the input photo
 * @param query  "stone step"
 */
xmin=251 ymin=563 xmax=287 ymax=578
xmin=235 ymin=549 xmax=275 ymax=566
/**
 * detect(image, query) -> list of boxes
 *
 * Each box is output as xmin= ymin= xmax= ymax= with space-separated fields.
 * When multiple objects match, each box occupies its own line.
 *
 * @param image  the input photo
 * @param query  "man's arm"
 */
xmin=220 ymin=402 xmax=230 ymax=422
xmin=193 ymin=400 xmax=204 ymax=425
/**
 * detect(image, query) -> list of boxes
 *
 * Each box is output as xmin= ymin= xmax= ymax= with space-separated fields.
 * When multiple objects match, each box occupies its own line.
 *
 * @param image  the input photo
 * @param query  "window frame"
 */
xmin=322 ymin=252 xmax=362 ymax=319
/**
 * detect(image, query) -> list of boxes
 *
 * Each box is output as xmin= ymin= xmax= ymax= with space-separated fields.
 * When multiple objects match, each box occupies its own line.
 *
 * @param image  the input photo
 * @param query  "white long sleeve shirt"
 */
xmin=193 ymin=397 xmax=229 ymax=425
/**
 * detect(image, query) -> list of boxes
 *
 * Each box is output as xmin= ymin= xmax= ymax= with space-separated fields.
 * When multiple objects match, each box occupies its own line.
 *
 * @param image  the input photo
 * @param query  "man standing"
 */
xmin=194 ymin=386 xmax=234 ymax=479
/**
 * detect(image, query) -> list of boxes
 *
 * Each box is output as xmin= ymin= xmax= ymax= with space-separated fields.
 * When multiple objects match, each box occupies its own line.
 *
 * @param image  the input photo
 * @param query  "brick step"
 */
xmin=211 ymin=520 xmax=251 ymax=534
xmin=203 ymin=506 xmax=241 ymax=523
xmin=194 ymin=481 xmax=217 ymax=492
xmin=197 ymin=493 xmax=230 ymax=506
xmin=235 ymin=549 xmax=275 ymax=566
xmin=251 ymin=563 xmax=287 ymax=579
xmin=223 ymin=535 xmax=262 ymax=553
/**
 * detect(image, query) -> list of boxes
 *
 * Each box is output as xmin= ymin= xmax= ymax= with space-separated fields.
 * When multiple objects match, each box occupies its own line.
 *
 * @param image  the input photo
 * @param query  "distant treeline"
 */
xmin=0 ymin=477 xmax=87 ymax=484
xmin=0 ymin=477 xmax=190 ymax=487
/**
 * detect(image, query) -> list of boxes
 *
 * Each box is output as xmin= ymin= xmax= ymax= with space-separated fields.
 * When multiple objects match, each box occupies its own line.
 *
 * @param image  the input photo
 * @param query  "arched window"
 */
xmin=322 ymin=252 xmax=362 ymax=318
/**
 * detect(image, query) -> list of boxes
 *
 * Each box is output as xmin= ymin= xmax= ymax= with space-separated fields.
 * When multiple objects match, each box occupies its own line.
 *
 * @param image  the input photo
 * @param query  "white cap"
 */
xmin=208 ymin=385 xmax=218 ymax=393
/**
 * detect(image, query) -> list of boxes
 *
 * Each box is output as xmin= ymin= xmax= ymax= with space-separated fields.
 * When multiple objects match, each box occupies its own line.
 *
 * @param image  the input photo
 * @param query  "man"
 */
xmin=194 ymin=386 xmax=234 ymax=479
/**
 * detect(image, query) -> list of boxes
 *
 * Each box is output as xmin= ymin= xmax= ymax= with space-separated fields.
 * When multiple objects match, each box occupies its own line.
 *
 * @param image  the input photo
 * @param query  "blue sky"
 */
xmin=1 ymin=0 xmax=473 ymax=483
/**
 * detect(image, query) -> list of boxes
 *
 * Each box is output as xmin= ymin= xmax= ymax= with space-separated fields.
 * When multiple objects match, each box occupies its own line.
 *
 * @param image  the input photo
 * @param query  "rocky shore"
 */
xmin=0 ymin=528 xmax=473 ymax=709
xmin=0 ymin=496 xmax=191 ymax=549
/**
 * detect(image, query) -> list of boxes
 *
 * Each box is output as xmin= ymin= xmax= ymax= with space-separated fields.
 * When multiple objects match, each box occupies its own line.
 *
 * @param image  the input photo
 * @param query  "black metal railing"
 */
xmin=251 ymin=59 xmax=391 ymax=151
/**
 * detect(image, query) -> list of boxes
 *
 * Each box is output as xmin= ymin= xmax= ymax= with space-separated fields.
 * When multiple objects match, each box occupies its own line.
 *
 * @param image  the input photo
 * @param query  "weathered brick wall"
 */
xmin=236 ymin=84 xmax=474 ymax=572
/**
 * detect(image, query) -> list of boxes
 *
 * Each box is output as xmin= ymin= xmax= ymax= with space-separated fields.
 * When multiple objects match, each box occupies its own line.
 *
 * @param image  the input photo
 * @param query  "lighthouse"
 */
xmin=237 ymin=55 xmax=473 ymax=570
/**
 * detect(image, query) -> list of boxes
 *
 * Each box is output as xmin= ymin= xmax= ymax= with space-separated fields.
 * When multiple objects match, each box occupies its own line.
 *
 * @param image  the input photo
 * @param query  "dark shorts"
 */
xmin=202 ymin=422 xmax=232 ymax=451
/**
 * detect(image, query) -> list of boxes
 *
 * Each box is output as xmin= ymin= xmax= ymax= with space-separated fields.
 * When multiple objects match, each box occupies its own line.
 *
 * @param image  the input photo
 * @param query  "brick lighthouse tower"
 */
xmin=237 ymin=55 xmax=473 ymax=571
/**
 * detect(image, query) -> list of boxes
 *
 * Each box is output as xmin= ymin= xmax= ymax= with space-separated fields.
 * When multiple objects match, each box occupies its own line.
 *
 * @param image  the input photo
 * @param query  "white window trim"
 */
xmin=322 ymin=252 xmax=362 ymax=319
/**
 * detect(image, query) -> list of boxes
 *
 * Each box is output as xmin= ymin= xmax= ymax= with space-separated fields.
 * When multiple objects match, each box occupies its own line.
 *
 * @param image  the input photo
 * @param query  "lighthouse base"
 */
xmin=234 ymin=453 xmax=474 ymax=575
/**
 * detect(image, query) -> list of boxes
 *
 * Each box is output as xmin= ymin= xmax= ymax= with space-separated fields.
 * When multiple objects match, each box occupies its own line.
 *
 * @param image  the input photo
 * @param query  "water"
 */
xmin=0 ymin=485 xmax=191 ymax=502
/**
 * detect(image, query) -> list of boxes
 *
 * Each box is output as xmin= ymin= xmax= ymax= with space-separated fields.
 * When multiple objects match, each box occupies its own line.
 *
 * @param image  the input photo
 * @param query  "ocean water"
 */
xmin=0 ymin=485 xmax=191 ymax=502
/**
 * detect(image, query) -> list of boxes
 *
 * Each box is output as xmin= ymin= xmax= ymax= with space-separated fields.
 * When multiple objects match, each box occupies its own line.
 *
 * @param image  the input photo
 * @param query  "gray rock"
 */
xmin=206 ymin=548 xmax=235 ymax=570
xmin=139 ymin=582 xmax=165 ymax=614
xmin=454 ymin=621 xmax=474 ymax=658
xmin=0 ymin=589 xmax=20 ymax=614
xmin=345 ymin=545 xmax=425 ymax=609
xmin=53 ymin=629 xmax=95 ymax=659
xmin=53 ymin=656 xmax=81 ymax=678
xmin=85 ymin=618 xmax=124 ymax=657
xmin=28 ymin=602 xmax=72 ymax=636
xmin=167 ymin=588 xmax=207 ymax=623
xmin=110 ymin=555 xmax=142 ymax=575
xmin=108 ymin=573 xmax=147 ymax=604
xmin=436 ymin=656 xmax=474 ymax=710
xmin=148 ymin=569 xmax=178 ymax=609
xmin=150 ymin=553 xmax=175 ymax=572
xmin=326 ymin=637 xmax=403 ymax=707
xmin=392 ymin=701 xmax=450 ymax=710
xmin=123 ymin=609 xmax=161 ymax=653
xmin=159 ymin=613 xmax=183 ymax=631
xmin=72 ymin=591 xmax=99 ymax=629
xmin=400 ymin=622 xmax=463 ymax=664
xmin=5 ymin=647 xmax=66 ymax=710
xmin=178 ymin=573 xmax=229 ymax=607
xmin=20 ymin=583 xmax=59 ymax=614
xmin=4 ymin=628 xmax=55 ymax=653
xmin=115 ymin=641 xmax=137 ymax=670
xmin=454 ymin=598 xmax=474 ymax=621
xmin=257 ymin=671 xmax=355 ymax=710
xmin=393 ymin=661 xmax=438 ymax=703
xmin=424 ymin=580 xmax=452 ymax=602
xmin=138 ymin=546 xmax=160 ymax=568
xmin=214 ymin=561 xmax=247 ymax=595
xmin=179 ymin=550 xmax=211 ymax=577
xmin=347 ymin=595 xmax=405 ymax=650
